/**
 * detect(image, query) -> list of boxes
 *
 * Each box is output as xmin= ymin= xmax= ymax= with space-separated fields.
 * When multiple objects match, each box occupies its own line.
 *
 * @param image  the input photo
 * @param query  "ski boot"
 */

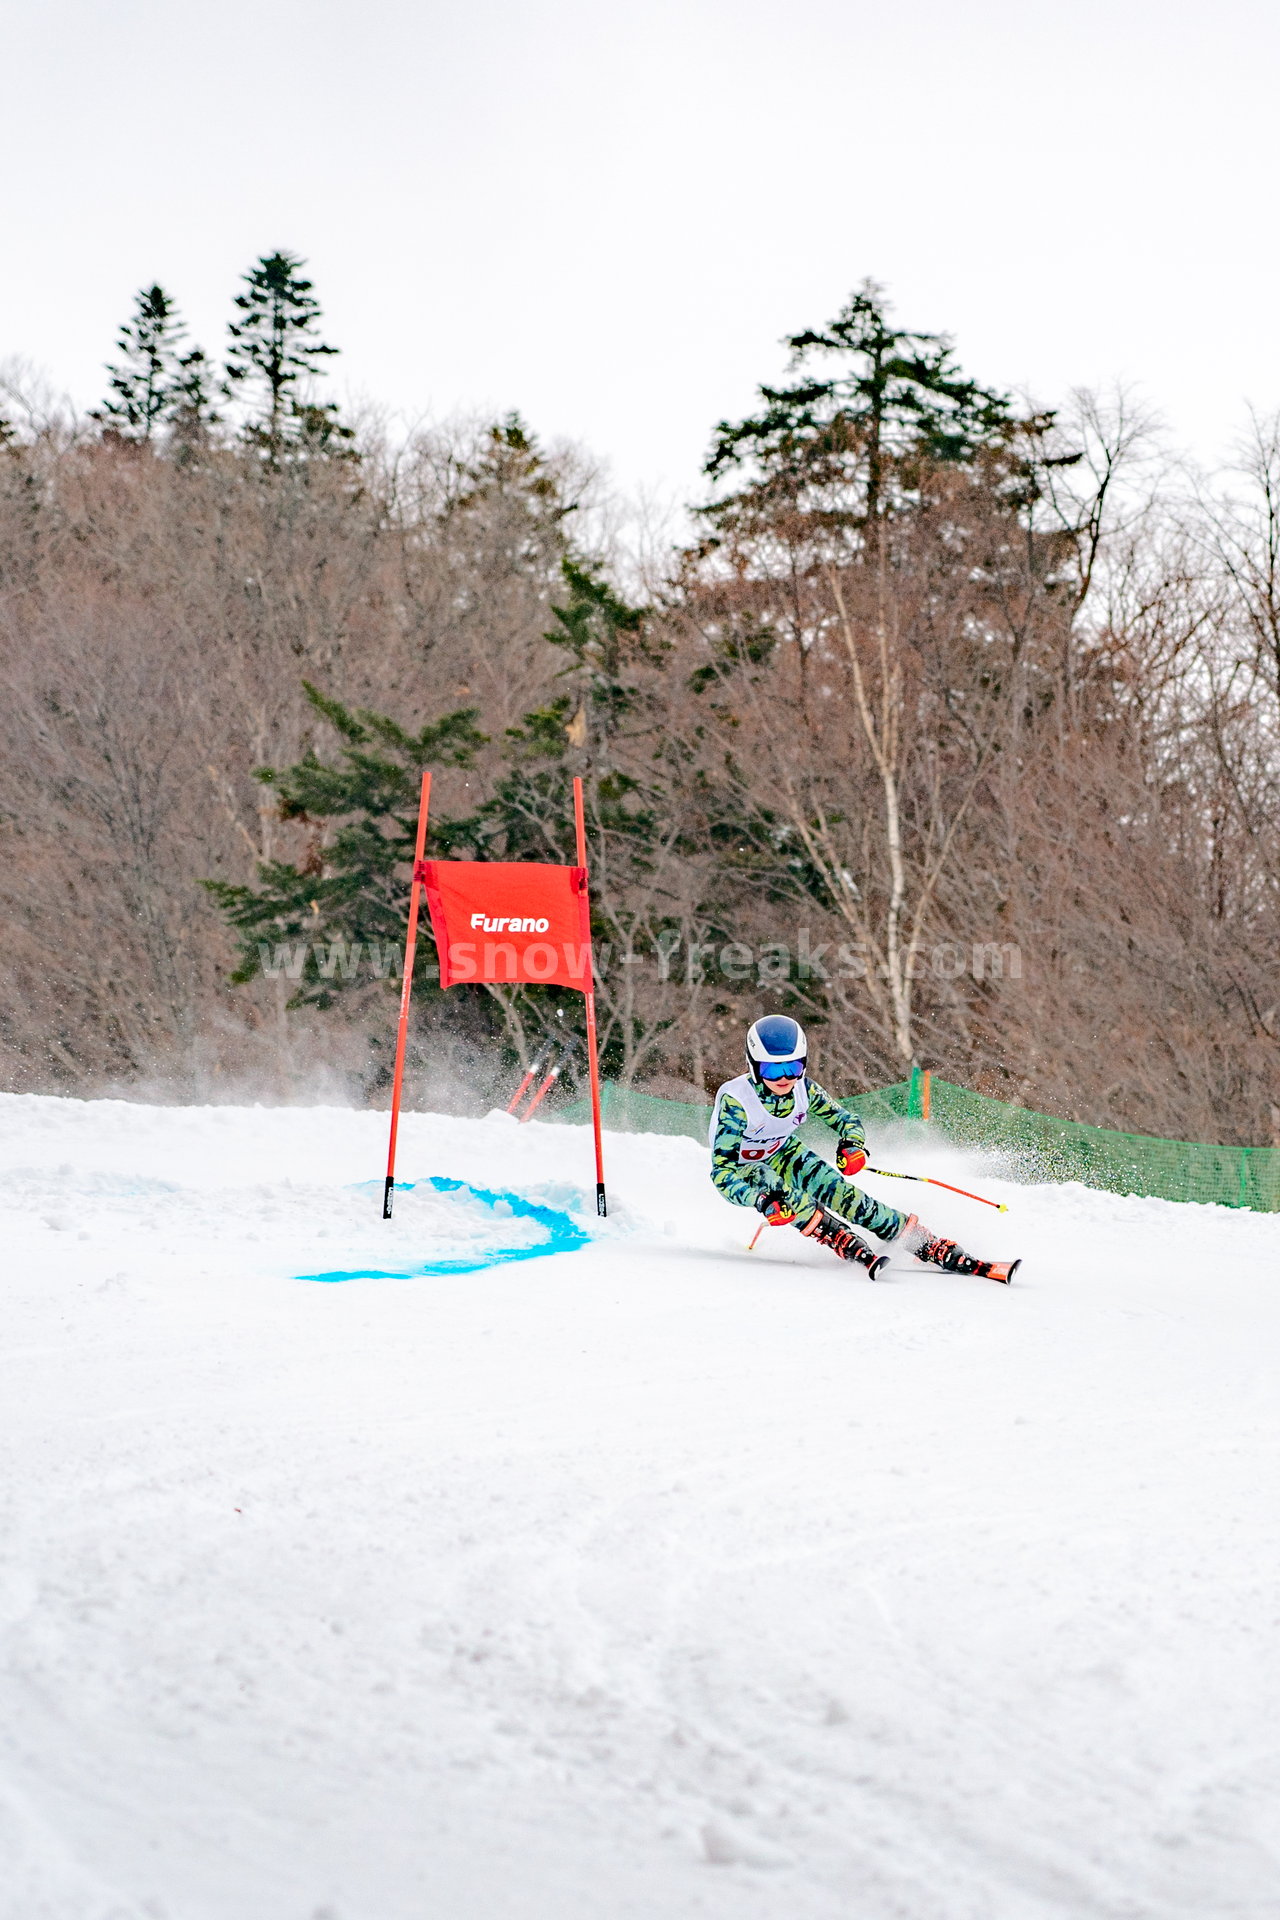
xmin=899 ymin=1214 xmax=1019 ymax=1285
xmin=801 ymin=1207 xmax=889 ymax=1278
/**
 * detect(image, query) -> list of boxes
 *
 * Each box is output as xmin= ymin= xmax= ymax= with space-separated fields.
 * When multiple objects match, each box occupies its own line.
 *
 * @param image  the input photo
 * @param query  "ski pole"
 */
xmin=865 ymin=1166 xmax=1008 ymax=1211
xmin=747 ymin=1221 xmax=766 ymax=1252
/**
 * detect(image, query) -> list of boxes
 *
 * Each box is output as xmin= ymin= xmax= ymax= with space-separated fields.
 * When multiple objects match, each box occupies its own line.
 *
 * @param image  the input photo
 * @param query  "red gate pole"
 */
xmin=519 ymin=1055 xmax=566 ymax=1122
xmin=506 ymin=1060 xmax=543 ymax=1116
xmin=573 ymin=776 xmax=607 ymax=1217
xmin=383 ymin=770 xmax=432 ymax=1218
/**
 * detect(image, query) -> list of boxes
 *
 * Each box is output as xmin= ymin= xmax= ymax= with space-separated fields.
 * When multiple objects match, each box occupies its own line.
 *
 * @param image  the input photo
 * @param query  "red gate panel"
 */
xmin=417 ymin=859 xmax=593 ymax=991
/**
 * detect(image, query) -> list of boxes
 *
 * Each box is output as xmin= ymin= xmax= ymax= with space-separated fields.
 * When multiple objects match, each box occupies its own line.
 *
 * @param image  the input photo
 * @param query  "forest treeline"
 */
xmin=1 ymin=257 xmax=1278 ymax=1144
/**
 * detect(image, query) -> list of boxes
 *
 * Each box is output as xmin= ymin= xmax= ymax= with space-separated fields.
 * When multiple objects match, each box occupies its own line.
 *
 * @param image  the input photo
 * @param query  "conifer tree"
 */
xmin=204 ymin=562 xmax=681 ymax=1078
xmin=203 ymin=684 xmax=487 ymax=1008
xmin=167 ymin=346 xmax=220 ymax=452
xmin=465 ymin=559 xmax=668 ymax=869
xmin=545 ymin=562 xmax=650 ymax=756
xmin=224 ymin=251 xmax=342 ymax=455
xmin=691 ymin=287 xmax=1042 ymax=1070
xmin=97 ymin=284 xmax=189 ymax=442
xmin=704 ymin=280 xmax=1011 ymax=551
xmin=451 ymin=414 xmax=566 ymax=528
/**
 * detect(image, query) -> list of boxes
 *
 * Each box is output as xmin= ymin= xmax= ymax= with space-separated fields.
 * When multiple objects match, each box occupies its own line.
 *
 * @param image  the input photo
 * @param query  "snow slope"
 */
xmin=2 ymin=1091 xmax=1278 ymax=1920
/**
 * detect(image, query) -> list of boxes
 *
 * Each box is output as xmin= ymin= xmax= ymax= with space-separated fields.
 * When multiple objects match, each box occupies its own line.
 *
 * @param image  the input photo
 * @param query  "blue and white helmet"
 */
xmin=745 ymin=1014 xmax=808 ymax=1084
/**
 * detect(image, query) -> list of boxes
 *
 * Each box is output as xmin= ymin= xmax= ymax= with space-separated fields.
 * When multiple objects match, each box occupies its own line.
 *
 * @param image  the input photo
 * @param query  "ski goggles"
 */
xmin=757 ymin=1058 xmax=805 ymax=1081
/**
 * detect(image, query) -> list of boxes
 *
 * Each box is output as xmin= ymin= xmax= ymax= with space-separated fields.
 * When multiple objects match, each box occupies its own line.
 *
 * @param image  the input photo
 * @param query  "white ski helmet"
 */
xmin=745 ymin=1014 xmax=808 ymax=1084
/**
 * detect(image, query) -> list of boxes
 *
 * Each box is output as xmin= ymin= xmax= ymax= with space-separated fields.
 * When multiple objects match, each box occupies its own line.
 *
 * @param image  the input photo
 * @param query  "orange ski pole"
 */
xmin=865 ymin=1166 xmax=1008 ymax=1212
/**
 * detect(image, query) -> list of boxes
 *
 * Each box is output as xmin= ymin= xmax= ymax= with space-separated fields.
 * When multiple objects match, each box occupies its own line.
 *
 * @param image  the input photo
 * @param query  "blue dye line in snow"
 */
xmin=297 ymin=1176 xmax=590 ymax=1283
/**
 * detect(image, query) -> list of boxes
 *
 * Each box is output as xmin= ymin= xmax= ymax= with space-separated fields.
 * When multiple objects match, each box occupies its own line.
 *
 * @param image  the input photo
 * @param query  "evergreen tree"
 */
xmin=204 ymin=684 xmax=486 ymax=1009
xmin=474 ymin=562 xmax=694 ymax=1078
xmin=544 ymin=560 xmax=655 ymax=761
xmin=455 ymin=413 xmax=560 ymax=503
xmin=471 ymin=560 xmax=668 ymax=869
xmin=204 ymin=563 xmax=680 ymax=1078
xmin=204 ymin=566 xmax=664 ymax=1001
xmin=96 ymin=284 xmax=189 ymax=442
xmin=703 ymin=280 xmax=1012 ymax=551
xmin=167 ymin=346 xmax=221 ymax=451
xmin=440 ymin=413 xmax=577 ymax=585
xmin=224 ymin=251 xmax=343 ymax=455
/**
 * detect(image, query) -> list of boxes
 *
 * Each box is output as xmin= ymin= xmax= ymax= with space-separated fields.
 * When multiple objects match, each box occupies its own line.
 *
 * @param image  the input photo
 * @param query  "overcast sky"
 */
xmin=4 ymin=0 xmax=1277 ymax=503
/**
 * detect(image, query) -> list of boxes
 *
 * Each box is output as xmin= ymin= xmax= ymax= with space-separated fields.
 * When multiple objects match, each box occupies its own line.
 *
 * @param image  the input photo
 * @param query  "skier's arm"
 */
xmin=805 ymin=1078 xmax=866 ymax=1151
xmin=805 ymin=1078 xmax=868 ymax=1173
xmin=709 ymin=1092 xmax=767 ymax=1206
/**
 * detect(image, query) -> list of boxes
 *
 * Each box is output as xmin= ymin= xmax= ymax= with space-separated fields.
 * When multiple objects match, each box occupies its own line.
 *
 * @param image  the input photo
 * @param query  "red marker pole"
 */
xmin=573 ymin=776 xmax=607 ymax=1217
xmin=506 ymin=1037 xmax=553 ymax=1116
xmin=506 ymin=1062 xmax=541 ymax=1115
xmin=520 ymin=1057 xmax=564 ymax=1121
xmin=383 ymin=770 xmax=432 ymax=1218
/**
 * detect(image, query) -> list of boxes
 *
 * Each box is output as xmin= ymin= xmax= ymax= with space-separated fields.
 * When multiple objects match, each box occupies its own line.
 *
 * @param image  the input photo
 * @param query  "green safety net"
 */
xmin=558 ymin=1068 xmax=1280 ymax=1212
xmin=556 ymin=1077 xmax=917 ymax=1143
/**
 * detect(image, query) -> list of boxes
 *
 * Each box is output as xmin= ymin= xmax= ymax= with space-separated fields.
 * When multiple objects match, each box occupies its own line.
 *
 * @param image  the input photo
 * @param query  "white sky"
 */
xmin=4 ymin=0 xmax=1277 ymax=503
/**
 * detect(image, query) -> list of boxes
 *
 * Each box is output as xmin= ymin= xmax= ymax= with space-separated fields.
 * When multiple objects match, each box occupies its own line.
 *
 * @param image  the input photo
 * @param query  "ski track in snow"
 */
xmin=1 ymin=1090 xmax=1278 ymax=1920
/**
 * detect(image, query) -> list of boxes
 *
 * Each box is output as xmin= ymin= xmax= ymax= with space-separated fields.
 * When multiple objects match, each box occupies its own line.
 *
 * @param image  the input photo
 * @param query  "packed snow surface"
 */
xmin=2 ymin=1092 xmax=1278 ymax=1920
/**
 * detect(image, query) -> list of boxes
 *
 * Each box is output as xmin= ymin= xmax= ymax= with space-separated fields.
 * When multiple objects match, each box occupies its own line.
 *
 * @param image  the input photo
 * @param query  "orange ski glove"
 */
xmin=755 ymin=1190 xmax=798 ymax=1226
xmin=836 ymin=1144 xmax=868 ymax=1178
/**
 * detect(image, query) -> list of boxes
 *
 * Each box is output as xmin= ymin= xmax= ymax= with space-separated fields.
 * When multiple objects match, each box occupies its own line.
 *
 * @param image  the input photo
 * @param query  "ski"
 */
xmin=877 ymin=1256 xmax=1019 ymax=1284
xmin=973 ymin=1257 xmax=1020 ymax=1285
xmin=945 ymin=1254 xmax=1021 ymax=1284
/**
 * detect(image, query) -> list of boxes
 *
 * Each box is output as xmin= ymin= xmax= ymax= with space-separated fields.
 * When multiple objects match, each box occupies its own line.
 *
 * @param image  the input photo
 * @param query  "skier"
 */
xmin=710 ymin=1015 xmax=1017 ymax=1281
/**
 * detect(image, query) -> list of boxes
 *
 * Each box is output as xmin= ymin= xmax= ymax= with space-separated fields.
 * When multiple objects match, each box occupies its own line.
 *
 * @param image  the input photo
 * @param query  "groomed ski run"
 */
xmin=3 ymin=1091 xmax=1278 ymax=1920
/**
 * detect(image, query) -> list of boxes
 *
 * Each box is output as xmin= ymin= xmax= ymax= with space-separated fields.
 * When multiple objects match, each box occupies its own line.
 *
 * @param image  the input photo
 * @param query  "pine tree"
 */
xmin=166 ymin=346 xmax=221 ymax=453
xmin=450 ymin=414 xmax=568 ymax=531
xmin=224 ymin=251 xmax=343 ymax=456
xmin=544 ymin=561 xmax=653 ymax=760
xmin=703 ymin=280 xmax=1011 ymax=553
xmin=203 ymin=684 xmax=487 ymax=1009
xmin=472 ymin=560 xmax=668 ymax=867
xmin=96 ymin=284 xmax=189 ymax=442
xmin=204 ymin=563 xmax=681 ymax=1081
xmin=689 ymin=286 xmax=1050 ymax=1072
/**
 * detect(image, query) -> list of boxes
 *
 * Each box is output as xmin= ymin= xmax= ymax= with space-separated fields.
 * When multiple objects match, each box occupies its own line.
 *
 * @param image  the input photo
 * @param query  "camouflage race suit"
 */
xmin=710 ymin=1075 xmax=907 ymax=1242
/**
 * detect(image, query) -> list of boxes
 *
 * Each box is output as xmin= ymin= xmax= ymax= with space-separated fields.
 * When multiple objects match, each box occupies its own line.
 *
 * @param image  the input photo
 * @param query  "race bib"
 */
xmin=740 ymin=1140 xmax=784 ymax=1162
